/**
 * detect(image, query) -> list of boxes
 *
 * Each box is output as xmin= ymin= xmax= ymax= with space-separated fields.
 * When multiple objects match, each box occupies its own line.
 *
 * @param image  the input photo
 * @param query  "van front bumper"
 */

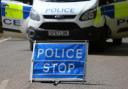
xmin=27 ymin=27 xmax=101 ymax=41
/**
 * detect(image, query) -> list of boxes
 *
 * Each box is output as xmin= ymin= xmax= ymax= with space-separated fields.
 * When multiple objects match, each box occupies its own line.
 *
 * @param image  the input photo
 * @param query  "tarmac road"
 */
xmin=0 ymin=33 xmax=128 ymax=89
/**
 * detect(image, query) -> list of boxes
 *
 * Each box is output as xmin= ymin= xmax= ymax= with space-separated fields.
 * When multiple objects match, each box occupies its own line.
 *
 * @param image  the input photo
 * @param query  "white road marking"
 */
xmin=0 ymin=80 xmax=9 ymax=89
xmin=0 ymin=37 xmax=11 ymax=43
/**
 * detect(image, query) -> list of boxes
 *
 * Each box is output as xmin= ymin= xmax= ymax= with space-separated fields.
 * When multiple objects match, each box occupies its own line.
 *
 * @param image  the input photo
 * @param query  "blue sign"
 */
xmin=31 ymin=42 xmax=88 ymax=81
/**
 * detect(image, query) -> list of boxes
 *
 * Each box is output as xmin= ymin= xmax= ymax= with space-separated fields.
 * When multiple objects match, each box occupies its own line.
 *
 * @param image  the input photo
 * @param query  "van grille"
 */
xmin=39 ymin=22 xmax=80 ymax=30
xmin=43 ymin=15 xmax=76 ymax=19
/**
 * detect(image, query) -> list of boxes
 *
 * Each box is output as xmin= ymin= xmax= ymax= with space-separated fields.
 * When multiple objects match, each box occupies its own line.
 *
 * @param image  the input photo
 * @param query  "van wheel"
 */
xmin=89 ymin=29 xmax=107 ymax=52
xmin=0 ymin=24 xmax=3 ymax=33
xmin=113 ymin=38 xmax=122 ymax=45
xmin=29 ymin=40 xmax=33 ymax=51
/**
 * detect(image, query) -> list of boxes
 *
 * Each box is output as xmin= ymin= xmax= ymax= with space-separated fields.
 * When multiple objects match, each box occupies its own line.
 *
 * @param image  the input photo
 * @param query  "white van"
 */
xmin=21 ymin=0 xmax=128 ymax=50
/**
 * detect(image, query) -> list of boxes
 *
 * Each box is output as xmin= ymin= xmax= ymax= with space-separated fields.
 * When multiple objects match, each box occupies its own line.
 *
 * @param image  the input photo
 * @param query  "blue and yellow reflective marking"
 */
xmin=5 ymin=3 xmax=23 ymax=19
xmin=1 ymin=2 xmax=32 ymax=19
xmin=23 ymin=6 xmax=32 ymax=19
xmin=115 ymin=1 xmax=128 ymax=18
xmin=94 ymin=7 xmax=102 ymax=26
xmin=101 ymin=1 xmax=128 ymax=19
xmin=101 ymin=5 xmax=114 ymax=18
xmin=1 ymin=2 xmax=6 ymax=16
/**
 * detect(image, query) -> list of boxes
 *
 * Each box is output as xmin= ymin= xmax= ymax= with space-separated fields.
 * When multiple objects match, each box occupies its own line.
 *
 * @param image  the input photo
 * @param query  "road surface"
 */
xmin=0 ymin=35 xmax=128 ymax=89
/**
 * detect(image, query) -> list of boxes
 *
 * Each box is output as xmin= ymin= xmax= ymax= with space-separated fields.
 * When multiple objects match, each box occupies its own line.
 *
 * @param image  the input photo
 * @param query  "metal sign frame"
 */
xmin=30 ymin=40 xmax=88 ymax=83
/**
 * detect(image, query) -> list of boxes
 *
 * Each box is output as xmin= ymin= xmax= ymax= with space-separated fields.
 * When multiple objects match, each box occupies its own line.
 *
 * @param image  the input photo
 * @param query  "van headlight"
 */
xmin=80 ymin=9 xmax=96 ymax=21
xmin=30 ymin=9 xmax=40 ymax=21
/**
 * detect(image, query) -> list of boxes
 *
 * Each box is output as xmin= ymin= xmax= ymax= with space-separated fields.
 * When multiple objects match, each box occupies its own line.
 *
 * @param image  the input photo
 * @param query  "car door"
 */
xmin=114 ymin=0 xmax=128 ymax=37
xmin=1 ymin=0 xmax=32 ymax=32
xmin=101 ymin=0 xmax=128 ymax=38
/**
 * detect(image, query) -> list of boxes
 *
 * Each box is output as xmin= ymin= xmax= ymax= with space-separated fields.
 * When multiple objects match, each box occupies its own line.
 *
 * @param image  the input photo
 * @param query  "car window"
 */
xmin=114 ymin=0 xmax=126 ymax=3
xmin=23 ymin=0 xmax=33 ymax=5
xmin=99 ymin=0 xmax=114 ymax=6
xmin=44 ymin=0 xmax=90 ymax=2
xmin=14 ymin=0 xmax=33 ymax=5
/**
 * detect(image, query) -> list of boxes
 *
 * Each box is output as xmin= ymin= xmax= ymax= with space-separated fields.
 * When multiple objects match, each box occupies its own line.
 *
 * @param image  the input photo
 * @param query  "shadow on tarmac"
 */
xmin=31 ymin=81 xmax=106 ymax=86
xmin=89 ymin=42 xmax=128 ymax=56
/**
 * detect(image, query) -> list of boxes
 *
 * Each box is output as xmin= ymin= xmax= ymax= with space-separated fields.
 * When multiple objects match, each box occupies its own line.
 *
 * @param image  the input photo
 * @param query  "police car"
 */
xmin=0 ymin=0 xmax=32 ymax=33
xmin=24 ymin=0 xmax=128 ymax=50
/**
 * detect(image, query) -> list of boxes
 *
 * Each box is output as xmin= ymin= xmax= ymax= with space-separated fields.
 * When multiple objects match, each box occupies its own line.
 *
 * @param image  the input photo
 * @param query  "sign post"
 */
xmin=30 ymin=41 xmax=88 ymax=83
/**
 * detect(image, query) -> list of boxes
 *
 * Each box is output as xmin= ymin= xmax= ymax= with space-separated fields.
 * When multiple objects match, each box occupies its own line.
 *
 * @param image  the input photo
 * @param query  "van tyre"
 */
xmin=0 ymin=21 xmax=3 ymax=36
xmin=89 ymin=28 xmax=107 ymax=52
xmin=113 ymin=38 xmax=122 ymax=45
xmin=29 ymin=40 xmax=34 ymax=51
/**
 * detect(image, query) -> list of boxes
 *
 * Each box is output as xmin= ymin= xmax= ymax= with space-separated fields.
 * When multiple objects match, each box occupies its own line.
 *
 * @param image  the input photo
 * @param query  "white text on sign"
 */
xmin=37 ymin=48 xmax=83 ymax=59
xmin=43 ymin=63 xmax=75 ymax=73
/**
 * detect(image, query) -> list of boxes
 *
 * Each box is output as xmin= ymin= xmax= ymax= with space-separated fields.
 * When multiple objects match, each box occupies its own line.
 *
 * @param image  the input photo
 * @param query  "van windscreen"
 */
xmin=44 ymin=0 xmax=89 ymax=2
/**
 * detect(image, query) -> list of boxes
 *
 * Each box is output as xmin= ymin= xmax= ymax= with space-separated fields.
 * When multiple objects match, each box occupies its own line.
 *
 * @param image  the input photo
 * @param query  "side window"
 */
xmin=99 ymin=0 xmax=114 ymax=6
xmin=23 ymin=0 xmax=33 ymax=5
xmin=106 ymin=0 xmax=114 ymax=3
xmin=14 ymin=0 xmax=33 ymax=5
xmin=114 ymin=0 xmax=126 ymax=3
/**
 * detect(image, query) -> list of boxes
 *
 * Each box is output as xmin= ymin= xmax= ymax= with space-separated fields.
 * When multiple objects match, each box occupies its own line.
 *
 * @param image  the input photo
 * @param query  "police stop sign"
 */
xmin=30 ymin=41 xmax=88 ymax=81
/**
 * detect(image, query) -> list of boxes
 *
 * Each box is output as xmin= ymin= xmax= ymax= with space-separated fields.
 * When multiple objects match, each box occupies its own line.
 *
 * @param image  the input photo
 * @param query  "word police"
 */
xmin=3 ymin=19 xmax=21 ymax=26
xmin=45 ymin=8 xmax=75 ymax=13
xmin=37 ymin=48 xmax=82 ymax=59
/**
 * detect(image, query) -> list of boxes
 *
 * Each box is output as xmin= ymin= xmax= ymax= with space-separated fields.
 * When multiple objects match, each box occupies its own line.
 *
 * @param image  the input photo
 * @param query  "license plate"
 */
xmin=48 ymin=30 xmax=69 ymax=36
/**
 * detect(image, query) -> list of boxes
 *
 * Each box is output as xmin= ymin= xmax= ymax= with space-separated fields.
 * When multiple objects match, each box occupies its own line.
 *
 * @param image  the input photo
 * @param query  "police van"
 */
xmin=24 ymin=0 xmax=128 ymax=50
xmin=0 ymin=0 xmax=32 ymax=33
